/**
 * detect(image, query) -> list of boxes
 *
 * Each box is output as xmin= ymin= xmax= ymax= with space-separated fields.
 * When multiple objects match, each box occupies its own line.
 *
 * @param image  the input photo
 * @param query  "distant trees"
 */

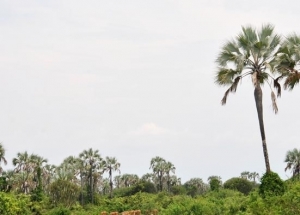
xmin=240 ymin=171 xmax=260 ymax=183
xmin=149 ymin=156 xmax=178 ymax=192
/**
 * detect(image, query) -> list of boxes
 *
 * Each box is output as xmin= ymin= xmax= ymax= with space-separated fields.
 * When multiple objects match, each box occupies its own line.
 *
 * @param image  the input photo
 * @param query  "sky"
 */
xmin=1 ymin=0 xmax=300 ymax=183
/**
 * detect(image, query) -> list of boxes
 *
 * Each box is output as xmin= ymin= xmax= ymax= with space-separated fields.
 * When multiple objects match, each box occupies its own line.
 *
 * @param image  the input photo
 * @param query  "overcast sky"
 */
xmin=1 ymin=0 xmax=300 ymax=183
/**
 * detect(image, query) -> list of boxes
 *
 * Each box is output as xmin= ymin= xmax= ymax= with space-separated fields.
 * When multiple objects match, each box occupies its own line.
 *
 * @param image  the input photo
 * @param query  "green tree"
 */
xmin=48 ymin=179 xmax=80 ymax=208
xmin=224 ymin=177 xmax=254 ymax=195
xmin=215 ymin=24 xmax=285 ymax=173
xmin=103 ymin=156 xmax=121 ymax=198
xmin=184 ymin=178 xmax=207 ymax=197
xmin=208 ymin=176 xmax=222 ymax=191
xmin=284 ymin=148 xmax=300 ymax=179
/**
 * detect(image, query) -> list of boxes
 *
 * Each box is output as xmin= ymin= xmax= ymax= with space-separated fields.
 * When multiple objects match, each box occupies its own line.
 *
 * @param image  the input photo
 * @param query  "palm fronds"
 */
xmin=271 ymin=91 xmax=278 ymax=114
xmin=221 ymin=76 xmax=241 ymax=105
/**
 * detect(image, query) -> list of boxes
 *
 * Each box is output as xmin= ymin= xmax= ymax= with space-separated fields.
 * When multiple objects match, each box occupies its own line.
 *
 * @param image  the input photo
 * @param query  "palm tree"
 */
xmin=0 ymin=143 xmax=7 ymax=175
xmin=103 ymin=156 xmax=121 ymax=198
xmin=79 ymin=148 xmax=102 ymax=203
xmin=31 ymin=154 xmax=48 ymax=193
xmin=164 ymin=161 xmax=176 ymax=192
xmin=215 ymin=24 xmax=284 ymax=173
xmin=284 ymin=148 xmax=300 ymax=179
xmin=150 ymin=156 xmax=166 ymax=191
xmin=12 ymin=151 xmax=34 ymax=194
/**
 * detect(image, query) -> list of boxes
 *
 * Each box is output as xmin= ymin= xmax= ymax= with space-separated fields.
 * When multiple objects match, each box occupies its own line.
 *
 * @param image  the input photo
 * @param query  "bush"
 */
xmin=259 ymin=172 xmax=285 ymax=198
xmin=0 ymin=192 xmax=31 ymax=215
xmin=47 ymin=206 xmax=71 ymax=215
xmin=224 ymin=177 xmax=254 ymax=195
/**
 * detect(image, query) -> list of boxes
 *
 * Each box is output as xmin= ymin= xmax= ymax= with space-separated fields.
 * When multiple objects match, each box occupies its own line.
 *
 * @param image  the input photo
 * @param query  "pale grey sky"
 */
xmin=1 ymin=0 xmax=300 ymax=183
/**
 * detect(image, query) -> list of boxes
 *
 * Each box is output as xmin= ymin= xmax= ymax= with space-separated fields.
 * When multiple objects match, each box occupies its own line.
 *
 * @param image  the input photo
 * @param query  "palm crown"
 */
xmin=215 ymin=24 xmax=282 ymax=112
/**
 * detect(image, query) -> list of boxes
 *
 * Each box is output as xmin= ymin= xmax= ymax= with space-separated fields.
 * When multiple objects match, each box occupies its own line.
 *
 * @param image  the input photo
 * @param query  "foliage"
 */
xmin=47 ymin=206 xmax=71 ymax=215
xmin=48 ymin=179 xmax=80 ymax=208
xmin=259 ymin=171 xmax=285 ymax=198
xmin=208 ymin=176 xmax=222 ymax=191
xmin=0 ymin=192 xmax=31 ymax=215
xmin=223 ymin=177 xmax=254 ymax=195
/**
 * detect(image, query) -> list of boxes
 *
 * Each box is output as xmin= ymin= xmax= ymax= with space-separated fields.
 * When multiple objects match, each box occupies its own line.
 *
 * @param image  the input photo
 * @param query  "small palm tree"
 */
xmin=284 ymin=148 xmax=300 ymax=179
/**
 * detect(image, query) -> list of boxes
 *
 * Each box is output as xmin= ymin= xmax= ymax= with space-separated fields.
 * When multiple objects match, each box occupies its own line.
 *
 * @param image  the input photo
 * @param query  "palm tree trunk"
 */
xmin=80 ymin=172 xmax=84 ymax=206
xmin=109 ymin=169 xmax=113 ymax=198
xmin=254 ymin=84 xmax=271 ymax=173
xmin=89 ymin=168 xmax=93 ymax=204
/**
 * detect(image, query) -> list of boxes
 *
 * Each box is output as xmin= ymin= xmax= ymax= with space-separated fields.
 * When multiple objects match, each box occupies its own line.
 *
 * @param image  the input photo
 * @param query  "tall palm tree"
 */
xmin=0 ymin=143 xmax=7 ymax=175
xmin=215 ymin=24 xmax=283 ymax=173
xmin=103 ymin=156 xmax=121 ymax=198
xmin=284 ymin=148 xmax=300 ymax=179
xmin=79 ymin=148 xmax=102 ymax=203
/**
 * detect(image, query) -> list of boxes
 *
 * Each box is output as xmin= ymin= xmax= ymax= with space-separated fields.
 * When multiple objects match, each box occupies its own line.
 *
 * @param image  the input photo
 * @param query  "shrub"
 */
xmin=223 ymin=177 xmax=254 ymax=195
xmin=259 ymin=172 xmax=285 ymax=198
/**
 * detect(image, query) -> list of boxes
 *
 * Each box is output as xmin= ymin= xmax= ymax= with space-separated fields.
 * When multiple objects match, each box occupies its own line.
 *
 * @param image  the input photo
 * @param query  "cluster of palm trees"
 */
xmin=149 ymin=156 xmax=180 ymax=192
xmin=240 ymin=171 xmax=260 ymax=182
xmin=0 ymin=144 xmax=182 ymax=203
xmin=216 ymin=24 xmax=300 ymax=173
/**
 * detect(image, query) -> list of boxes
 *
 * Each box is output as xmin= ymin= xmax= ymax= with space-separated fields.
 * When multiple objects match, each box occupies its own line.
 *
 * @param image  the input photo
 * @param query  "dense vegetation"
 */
xmin=1 ymin=142 xmax=300 ymax=214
